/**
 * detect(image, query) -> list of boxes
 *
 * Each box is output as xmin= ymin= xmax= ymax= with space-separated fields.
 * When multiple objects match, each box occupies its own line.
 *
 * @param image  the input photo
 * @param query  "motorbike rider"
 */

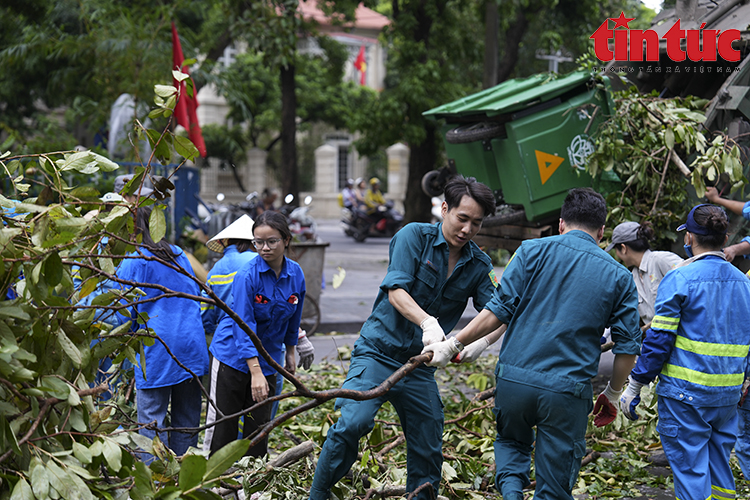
xmin=341 ymin=179 xmax=357 ymax=210
xmin=365 ymin=177 xmax=386 ymax=213
xmin=352 ymin=178 xmax=366 ymax=209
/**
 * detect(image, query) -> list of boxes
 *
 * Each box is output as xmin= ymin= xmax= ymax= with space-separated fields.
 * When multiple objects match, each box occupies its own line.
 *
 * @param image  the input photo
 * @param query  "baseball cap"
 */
xmin=206 ymin=215 xmax=255 ymax=253
xmin=677 ymin=204 xmax=721 ymax=236
xmin=604 ymin=221 xmax=640 ymax=252
xmin=114 ymin=174 xmax=153 ymax=198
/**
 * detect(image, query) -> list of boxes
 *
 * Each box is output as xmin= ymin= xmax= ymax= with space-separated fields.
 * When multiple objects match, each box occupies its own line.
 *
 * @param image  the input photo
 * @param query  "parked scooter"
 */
xmin=287 ymin=195 xmax=319 ymax=242
xmin=342 ymin=200 xmax=403 ymax=242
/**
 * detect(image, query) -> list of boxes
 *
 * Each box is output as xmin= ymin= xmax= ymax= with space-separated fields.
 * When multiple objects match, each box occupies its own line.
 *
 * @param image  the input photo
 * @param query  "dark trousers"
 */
xmin=205 ymin=357 xmax=277 ymax=457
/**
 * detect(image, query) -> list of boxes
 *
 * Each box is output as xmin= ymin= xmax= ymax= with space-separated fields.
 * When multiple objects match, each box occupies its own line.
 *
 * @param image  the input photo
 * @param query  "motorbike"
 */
xmin=287 ymin=195 xmax=319 ymax=242
xmin=342 ymin=200 xmax=403 ymax=242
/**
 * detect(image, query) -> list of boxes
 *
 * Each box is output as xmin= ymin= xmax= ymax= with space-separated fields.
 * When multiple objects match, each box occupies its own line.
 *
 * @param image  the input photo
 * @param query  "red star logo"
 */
xmin=610 ymin=12 xmax=635 ymax=29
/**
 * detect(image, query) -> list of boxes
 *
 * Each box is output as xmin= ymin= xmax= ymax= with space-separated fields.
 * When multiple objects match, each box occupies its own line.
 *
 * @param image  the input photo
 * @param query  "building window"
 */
xmin=338 ymin=145 xmax=350 ymax=190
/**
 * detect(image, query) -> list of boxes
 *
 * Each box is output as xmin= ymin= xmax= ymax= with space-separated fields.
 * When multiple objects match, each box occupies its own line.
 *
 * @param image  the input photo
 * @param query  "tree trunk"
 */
xmin=496 ymin=8 xmax=530 ymax=84
xmin=403 ymin=121 xmax=438 ymax=224
xmin=483 ymin=1 xmax=499 ymax=90
xmin=280 ymin=62 xmax=298 ymax=201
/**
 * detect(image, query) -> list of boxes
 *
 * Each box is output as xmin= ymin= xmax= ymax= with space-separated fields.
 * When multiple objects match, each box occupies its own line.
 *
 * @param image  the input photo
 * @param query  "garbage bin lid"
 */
xmin=423 ymin=71 xmax=595 ymax=120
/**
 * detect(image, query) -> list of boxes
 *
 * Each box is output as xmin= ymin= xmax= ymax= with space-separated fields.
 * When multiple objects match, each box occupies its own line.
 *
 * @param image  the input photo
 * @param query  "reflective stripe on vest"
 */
xmin=661 ymin=364 xmax=744 ymax=387
xmin=208 ymin=272 xmax=237 ymax=285
xmin=652 ymin=314 xmax=679 ymax=331
xmin=675 ymin=335 xmax=749 ymax=358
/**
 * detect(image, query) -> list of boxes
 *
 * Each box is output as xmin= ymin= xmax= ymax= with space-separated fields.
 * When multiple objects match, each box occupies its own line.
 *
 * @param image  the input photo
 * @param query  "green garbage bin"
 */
xmin=424 ymin=72 xmax=614 ymax=222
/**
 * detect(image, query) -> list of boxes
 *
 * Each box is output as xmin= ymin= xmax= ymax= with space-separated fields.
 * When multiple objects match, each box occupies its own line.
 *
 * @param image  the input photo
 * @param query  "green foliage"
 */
xmin=586 ymin=85 xmax=748 ymax=248
xmin=0 ymin=0 xmax=185 ymax=154
xmin=0 ymin=81 xmax=234 ymax=500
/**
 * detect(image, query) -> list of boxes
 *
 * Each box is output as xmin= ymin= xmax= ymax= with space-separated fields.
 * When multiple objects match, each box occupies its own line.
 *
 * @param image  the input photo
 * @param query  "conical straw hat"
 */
xmin=206 ymin=214 xmax=255 ymax=253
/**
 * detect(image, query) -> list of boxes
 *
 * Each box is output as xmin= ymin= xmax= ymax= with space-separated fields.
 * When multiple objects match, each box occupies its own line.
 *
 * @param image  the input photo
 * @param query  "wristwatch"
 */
xmin=451 ymin=337 xmax=464 ymax=352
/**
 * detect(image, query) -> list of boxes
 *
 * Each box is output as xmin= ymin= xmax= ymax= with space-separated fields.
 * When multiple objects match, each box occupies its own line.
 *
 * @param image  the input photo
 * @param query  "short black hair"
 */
xmin=443 ymin=175 xmax=496 ymax=218
xmin=560 ymin=188 xmax=607 ymax=232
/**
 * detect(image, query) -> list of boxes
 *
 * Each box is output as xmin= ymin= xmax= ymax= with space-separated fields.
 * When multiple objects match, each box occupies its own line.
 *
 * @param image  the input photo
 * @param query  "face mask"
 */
xmin=683 ymin=244 xmax=693 ymax=258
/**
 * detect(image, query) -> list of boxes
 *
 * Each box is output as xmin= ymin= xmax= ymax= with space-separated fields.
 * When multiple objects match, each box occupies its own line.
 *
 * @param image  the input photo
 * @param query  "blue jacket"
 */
xmin=213 ymin=256 xmax=305 ymax=376
xmin=631 ymin=254 xmax=750 ymax=406
xmin=116 ymin=246 xmax=209 ymax=389
xmin=201 ymin=245 xmax=257 ymax=335
xmin=358 ymin=222 xmax=497 ymax=363
xmin=486 ymin=230 xmax=642 ymax=396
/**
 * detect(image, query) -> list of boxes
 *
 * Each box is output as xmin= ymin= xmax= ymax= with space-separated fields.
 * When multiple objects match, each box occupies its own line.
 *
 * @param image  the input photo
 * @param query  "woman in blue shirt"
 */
xmin=207 ymin=211 xmax=306 ymax=457
xmin=620 ymin=204 xmax=750 ymax=500
xmin=117 ymin=207 xmax=209 ymax=458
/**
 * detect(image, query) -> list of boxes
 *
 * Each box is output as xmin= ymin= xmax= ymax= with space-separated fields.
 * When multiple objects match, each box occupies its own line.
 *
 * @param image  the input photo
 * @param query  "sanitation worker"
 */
xmin=619 ymin=204 xmax=750 ymax=500
xmin=424 ymin=187 xmax=642 ymax=500
xmin=308 ymin=175 xmax=503 ymax=500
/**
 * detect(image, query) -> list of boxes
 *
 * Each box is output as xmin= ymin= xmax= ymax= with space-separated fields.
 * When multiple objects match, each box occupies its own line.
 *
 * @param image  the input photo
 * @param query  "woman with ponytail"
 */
xmin=618 ymin=204 xmax=750 ymax=500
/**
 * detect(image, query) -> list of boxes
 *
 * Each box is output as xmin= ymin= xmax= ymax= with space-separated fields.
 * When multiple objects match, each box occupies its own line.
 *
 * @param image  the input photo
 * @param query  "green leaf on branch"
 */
xmin=204 ymin=440 xmax=250 ymax=482
xmin=179 ymin=454 xmax=207 ymax=491
xmin=10 ymin=477 xmax=33 ymax=500
xmin=149 ymin=205 xmax=166 ymax=243
xmin=57 ymin=329 xmax=83 ymax=368
xmin=664 ymin=128 xmax=674 ymax=149
xmin=173 ymin=135 xmax=199 ymax=161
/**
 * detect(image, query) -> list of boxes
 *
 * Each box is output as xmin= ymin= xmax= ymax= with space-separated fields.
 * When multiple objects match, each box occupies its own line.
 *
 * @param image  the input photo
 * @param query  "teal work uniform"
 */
xmin=309 ymin=222 xmax=497 ymax=500
xmin=631 ymin=254 xmax=750 ymax=500
xmin=485 ymin=230 xmax=641 ymax=500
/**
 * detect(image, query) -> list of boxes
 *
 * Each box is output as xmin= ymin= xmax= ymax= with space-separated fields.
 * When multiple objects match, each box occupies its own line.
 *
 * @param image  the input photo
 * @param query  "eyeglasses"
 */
xmin=252 ymin=238 xmax=282 ymax=249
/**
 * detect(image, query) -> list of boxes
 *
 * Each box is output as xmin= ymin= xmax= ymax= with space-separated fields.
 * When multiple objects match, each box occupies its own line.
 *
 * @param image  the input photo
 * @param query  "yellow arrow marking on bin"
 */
xmin=536 ymin=150 xmax=565 ymax=185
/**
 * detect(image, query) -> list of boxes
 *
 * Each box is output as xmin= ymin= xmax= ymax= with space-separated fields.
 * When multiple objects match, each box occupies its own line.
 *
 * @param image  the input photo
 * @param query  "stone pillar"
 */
xmin=313 ymin=144 xmax=339 ymax=218
xmin=386 ymin=143 xmax=409 ymax=210
xmin=245 ymin=148 xmax=268 ymax=195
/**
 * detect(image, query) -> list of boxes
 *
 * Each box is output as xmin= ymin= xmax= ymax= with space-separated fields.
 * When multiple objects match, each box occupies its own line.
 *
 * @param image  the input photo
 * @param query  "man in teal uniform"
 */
xmin=308 ymin=176 xmax=500 ymax=500
xmin=425 ymin=188 xmax=642 ymax=500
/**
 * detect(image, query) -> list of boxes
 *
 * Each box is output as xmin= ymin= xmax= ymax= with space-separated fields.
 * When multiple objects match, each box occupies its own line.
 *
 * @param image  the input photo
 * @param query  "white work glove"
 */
xmin=296 ymin=330 xmax=315 ymax=370
xmin=422 ymin=337 xmax=462 ymax=368
xmin=593 ymin=382 xmax=622 ymax=427
xmin=453 ymin=337 xmax=491 ymax=364
xmin=420 ymin=316 xmax=446 ymax=347
xmin=619 ymin=376 xmax=644 ymax=421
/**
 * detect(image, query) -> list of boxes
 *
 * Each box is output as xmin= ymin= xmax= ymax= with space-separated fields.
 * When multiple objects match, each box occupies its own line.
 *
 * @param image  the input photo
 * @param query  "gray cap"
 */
xmin=114 ymin=174 xmax=153 ymax=198
xmin=605 ymin=221 xmax=640 ymax=252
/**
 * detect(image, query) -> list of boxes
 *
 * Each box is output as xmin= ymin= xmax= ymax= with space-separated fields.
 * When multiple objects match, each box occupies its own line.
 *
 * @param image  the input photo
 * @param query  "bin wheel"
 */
xmin=445 ymin=122 xmax=505 ymax=144
xmin=300 ymin=295 xmax=321 ymax=335
xmin=421 ymin=170 xmax=444 ymax=197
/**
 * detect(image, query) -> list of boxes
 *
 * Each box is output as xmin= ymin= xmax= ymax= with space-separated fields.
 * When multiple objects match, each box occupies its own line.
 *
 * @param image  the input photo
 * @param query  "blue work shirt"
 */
xmin=739 ymin=201 xmax=750 ymax=254
xmin=116 ymin=246 xmax=209 ymax=389
xmin=486 ymin=230 xmax=641 ymax=395
xmin=214 ymin=256 xmax=305 ymax=376
xmin=201 ymin=245 xmax=257 ymax=335
xmin=632 ymin=254 xmax=750 ymax=406
xmin=358 ymin=222 xmax=497 ymax=363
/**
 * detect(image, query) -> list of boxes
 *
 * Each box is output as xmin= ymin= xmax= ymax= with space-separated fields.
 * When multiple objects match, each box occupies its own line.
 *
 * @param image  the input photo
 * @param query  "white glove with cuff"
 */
xmin=619 ymin=376 xmax=644 ymax=421
xmin=296 ymin=330 xmax=315 ymax=370
xmin=422 ymin=337 xmax=463 ymax=367
xmin=453 ymin=337 xmax=491 ymax=363
xmin=420 ymin=316 xmax=446 ymax=346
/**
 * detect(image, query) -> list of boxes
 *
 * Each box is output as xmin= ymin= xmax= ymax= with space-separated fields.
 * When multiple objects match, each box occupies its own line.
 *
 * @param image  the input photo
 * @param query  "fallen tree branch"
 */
xmin=266 ymin=440 xmax=314 ymax=470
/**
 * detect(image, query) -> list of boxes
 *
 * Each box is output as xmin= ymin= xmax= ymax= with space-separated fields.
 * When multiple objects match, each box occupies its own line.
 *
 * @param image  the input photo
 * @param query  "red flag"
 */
xmin=353 ymin=45 xmax=367 ymax=86
xmin=171 ymin=22 xmax=206 ymax=157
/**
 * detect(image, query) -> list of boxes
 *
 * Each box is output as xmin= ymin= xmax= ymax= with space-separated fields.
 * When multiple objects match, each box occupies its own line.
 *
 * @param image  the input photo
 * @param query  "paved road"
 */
xmin=315 ymin=217 xmax=484 ymax=334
